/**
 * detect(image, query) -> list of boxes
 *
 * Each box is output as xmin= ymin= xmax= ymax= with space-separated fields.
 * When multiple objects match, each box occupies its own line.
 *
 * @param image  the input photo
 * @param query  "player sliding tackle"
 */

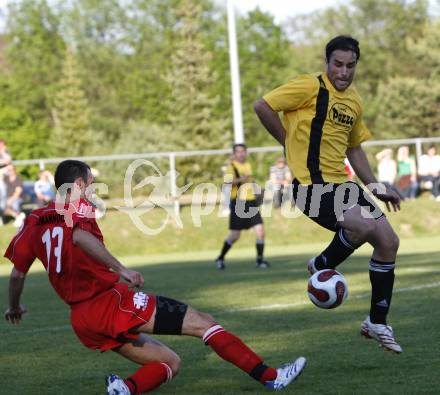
xmin=255 ymin=35 xmax=402 ymax=353
xmin=4 ymin=159 xmax=306 ymax=394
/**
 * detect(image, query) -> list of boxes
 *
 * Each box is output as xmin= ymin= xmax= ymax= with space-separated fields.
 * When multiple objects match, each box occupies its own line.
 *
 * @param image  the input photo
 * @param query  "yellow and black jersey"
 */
xmin=224 ymin=160 xmax=255 ymax=201
xmin=263 ymin=72 xmax=371 ymax=184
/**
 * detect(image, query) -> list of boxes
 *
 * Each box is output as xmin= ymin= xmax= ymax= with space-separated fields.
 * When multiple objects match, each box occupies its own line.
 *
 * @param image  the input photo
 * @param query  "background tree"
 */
xmin=51 ymin=48 xmax=91 ymax=157
xmin=375 ymin=19 xmax=440 ymax=138
xmin=164 ymin=0 xmax=228 ymax=180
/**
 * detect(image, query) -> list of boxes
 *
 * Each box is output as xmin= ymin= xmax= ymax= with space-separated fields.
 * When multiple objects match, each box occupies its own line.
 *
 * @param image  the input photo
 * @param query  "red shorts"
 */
xmin=70 ymin=283 xmax=156 ymax=352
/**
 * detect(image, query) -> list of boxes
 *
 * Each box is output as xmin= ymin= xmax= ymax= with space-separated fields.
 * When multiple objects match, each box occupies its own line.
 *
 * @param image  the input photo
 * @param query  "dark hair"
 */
xmin=233 ymin=143 xmax=247 ymax=152
xmin=326 ymin=35 xmax=360 ymax=62
xmin=54 ymin=160 xmax=90 ymax=190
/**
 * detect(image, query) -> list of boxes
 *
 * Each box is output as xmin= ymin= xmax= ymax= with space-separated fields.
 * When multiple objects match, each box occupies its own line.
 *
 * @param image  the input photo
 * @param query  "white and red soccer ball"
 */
xmin=307 ymin=269 xmax=348 ymax=309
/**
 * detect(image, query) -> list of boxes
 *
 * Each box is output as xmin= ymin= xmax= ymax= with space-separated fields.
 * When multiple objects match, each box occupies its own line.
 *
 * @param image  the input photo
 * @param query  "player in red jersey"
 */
xmin=4 ymin=160 xmax=306 ymax=394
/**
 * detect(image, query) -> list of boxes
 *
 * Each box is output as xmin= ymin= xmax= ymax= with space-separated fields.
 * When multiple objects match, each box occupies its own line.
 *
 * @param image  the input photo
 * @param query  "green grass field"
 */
xmin=1 ymin=233 xmax=440 ymax=394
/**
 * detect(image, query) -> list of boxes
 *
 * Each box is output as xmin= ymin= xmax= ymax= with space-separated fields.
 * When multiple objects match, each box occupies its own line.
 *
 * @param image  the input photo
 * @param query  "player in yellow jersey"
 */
xmin=254 ymin=36 xmax=402 ymax=353
xmin=215 ymin=144 xmax=269 ymax=270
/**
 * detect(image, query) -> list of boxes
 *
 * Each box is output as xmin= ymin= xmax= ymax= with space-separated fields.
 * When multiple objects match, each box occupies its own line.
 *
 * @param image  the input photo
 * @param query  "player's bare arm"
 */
xmin=4 ymin=267 xmax=27 ymax=324
xmin=346 ymin=146 xmax=400 ymax=212
xmin=254 ymin=98 xmax=286 ymax=146
xmin=72 ymin=228 xmax=144 ymax=288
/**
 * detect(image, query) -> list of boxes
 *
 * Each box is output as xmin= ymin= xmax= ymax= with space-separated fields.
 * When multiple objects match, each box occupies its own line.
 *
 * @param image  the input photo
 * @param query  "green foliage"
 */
xmin=375 ymin=77 xmax=440 ymax=138
xmin=164 ymin=0 xmax=229 ymax=182
xmin=4 ymin=0 xmax=65 ymax=119
xmin=51 ymin=48 xmax=91 ymax=156
xmin=0 ymin=105 xmax=49 ymax=160
xmin=375 ymin=19 xmax=440 ymax=138
xmin=0 ymin=0 xmax=439 ymax=180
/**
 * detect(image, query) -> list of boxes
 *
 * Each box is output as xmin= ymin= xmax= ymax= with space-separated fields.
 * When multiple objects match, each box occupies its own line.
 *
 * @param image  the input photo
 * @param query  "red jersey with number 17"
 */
xmin=4 ymin=199 xmax=120 ymax=305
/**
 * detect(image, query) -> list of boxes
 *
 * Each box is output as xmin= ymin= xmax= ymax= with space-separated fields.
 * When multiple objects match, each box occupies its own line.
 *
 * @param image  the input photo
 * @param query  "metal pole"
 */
xmin=415 ymin=138 xmax=423 ymax=166
xmin=226 ymin=0 xmax=245 ymax=144
xmin=169 ymin=153 xmax=180 ymax=217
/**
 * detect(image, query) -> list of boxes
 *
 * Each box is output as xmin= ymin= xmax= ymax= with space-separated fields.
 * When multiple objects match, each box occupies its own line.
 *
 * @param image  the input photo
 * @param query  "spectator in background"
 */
xmin=375 ymin=148 xmax=402 ymax=197
xmin=418 ymin=145 xmax=440 ymax=200
xmin=0 ymin=139 xmax=12 ymax=225
xmin=4 ymin=165 xmax=25 ymax=227
xmin=396 ymin=146 xmax=418 ymax=200
xmin=269 ymin=157 xmax=292 ymax=208
xmin=34 ymin=170 xmax=55 ymax=207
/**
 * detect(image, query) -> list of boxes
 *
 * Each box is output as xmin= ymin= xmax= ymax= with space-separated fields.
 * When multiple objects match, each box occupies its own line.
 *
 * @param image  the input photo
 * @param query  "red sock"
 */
xmin=203 ymin=324 xmax=277 ymax=384
xmin=124 ymin=362 xmax=172 ymax=394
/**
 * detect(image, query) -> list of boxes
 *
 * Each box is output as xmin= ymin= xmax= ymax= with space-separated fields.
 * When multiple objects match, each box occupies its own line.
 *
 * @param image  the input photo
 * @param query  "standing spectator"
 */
xmin=396 ymin=146 xmax=418 ymax=200
xmin=0 ymin=139 xmax=12 ymax=224
xmin=375 ymin=148 xmax=402 ymax=198
xmin=418 ymin=145 xmax=440 ymax=200
xmin=34 ymin=170 xmax=56 ymax=207
xmin=269 ymin=157 xmax=292 ymax=208
xmin=5 ymin=165 xmax=25 ymax=227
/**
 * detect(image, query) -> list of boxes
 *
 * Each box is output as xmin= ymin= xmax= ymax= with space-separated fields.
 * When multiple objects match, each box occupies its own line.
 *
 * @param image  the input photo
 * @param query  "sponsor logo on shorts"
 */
xmin=133 ymin=292 xmax=149 ymax=311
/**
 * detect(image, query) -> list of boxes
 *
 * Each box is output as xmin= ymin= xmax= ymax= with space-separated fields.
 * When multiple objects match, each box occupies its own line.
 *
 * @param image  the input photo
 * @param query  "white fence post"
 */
xmin=415 ymin=138 xmax=423 ymax=166
xmin=169 ymin=153 xmax=180 ymax=217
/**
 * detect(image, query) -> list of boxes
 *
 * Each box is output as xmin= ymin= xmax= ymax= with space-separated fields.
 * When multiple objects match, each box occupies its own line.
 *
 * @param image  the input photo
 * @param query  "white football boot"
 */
xmin=307 ymin=257 xmax=318 ymax=275
xmin=361 ymin=316 xmax=403 ymax=353
xmin=106 ymin=374 xmax=130 ymax=395
xmin=265 ymin=356 xmax=307 ymax=390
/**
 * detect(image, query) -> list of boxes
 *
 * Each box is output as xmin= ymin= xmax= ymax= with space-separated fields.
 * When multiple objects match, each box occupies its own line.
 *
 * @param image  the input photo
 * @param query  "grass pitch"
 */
xmin=1 ymin=236 xmax=440 ymax=394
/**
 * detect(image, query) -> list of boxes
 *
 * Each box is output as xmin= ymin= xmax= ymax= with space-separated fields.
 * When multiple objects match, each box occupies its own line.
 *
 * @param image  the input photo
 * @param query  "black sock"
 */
xmin=219 ymin=240 xmax=233 ymax=260
xmin=256 ymin=241 xmax=264 ymax=263
xmin=314 ymin=228 xmax=356 ymax=270
xmin=369 ymin=259 xmax=395 ymax=324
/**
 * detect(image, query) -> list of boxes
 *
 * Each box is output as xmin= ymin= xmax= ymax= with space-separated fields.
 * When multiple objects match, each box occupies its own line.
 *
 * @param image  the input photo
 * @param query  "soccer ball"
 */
xmin=307 ymin=269 xmax=348 ymax=309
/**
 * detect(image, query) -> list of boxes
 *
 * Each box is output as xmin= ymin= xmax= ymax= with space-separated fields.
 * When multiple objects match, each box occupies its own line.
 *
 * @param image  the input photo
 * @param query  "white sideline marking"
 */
xmin=218 ymin=281 xmax=440 ymax=314
xmin=4 ymin=281 xmax=440 ymax=335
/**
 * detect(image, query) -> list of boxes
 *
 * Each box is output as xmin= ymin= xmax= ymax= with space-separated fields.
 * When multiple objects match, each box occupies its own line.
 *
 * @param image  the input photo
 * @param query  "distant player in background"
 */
xmin=4 ymin=159 xmax=306 ymax=394
xmin=255 ymin=35 xmax=402 ymax=353
xmin=215 ymin=143 xmax=269 ymax=270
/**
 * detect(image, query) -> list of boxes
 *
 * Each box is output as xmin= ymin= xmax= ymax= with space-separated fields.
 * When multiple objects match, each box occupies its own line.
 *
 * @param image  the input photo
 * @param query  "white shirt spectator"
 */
xmin=418 ymin=154 xmax=440 ymax=176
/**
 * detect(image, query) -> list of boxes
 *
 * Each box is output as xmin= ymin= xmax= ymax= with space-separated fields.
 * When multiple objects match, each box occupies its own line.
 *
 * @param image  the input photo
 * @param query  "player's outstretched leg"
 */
xmin=185 ymin=307 xmax=307 ymax=390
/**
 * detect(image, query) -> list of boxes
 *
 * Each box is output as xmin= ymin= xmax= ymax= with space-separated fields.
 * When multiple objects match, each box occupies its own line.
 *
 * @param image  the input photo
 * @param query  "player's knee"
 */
xmin=166 ymin=353 xmax=181 ymax=377
xmin=195 ymin=311 xmax=216 ymax=335
xmin=384 ymin=231 xmax=400 ymax=253
xmin=230 ymin=234 xmax=240 ymax=242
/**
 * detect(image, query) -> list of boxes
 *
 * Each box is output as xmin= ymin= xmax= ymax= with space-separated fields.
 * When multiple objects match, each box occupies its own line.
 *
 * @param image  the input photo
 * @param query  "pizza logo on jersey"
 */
xmin=133 ymin=292 xmax=149 ymax=311
xmin=329 ymin=103 xmax=356 ymax=130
